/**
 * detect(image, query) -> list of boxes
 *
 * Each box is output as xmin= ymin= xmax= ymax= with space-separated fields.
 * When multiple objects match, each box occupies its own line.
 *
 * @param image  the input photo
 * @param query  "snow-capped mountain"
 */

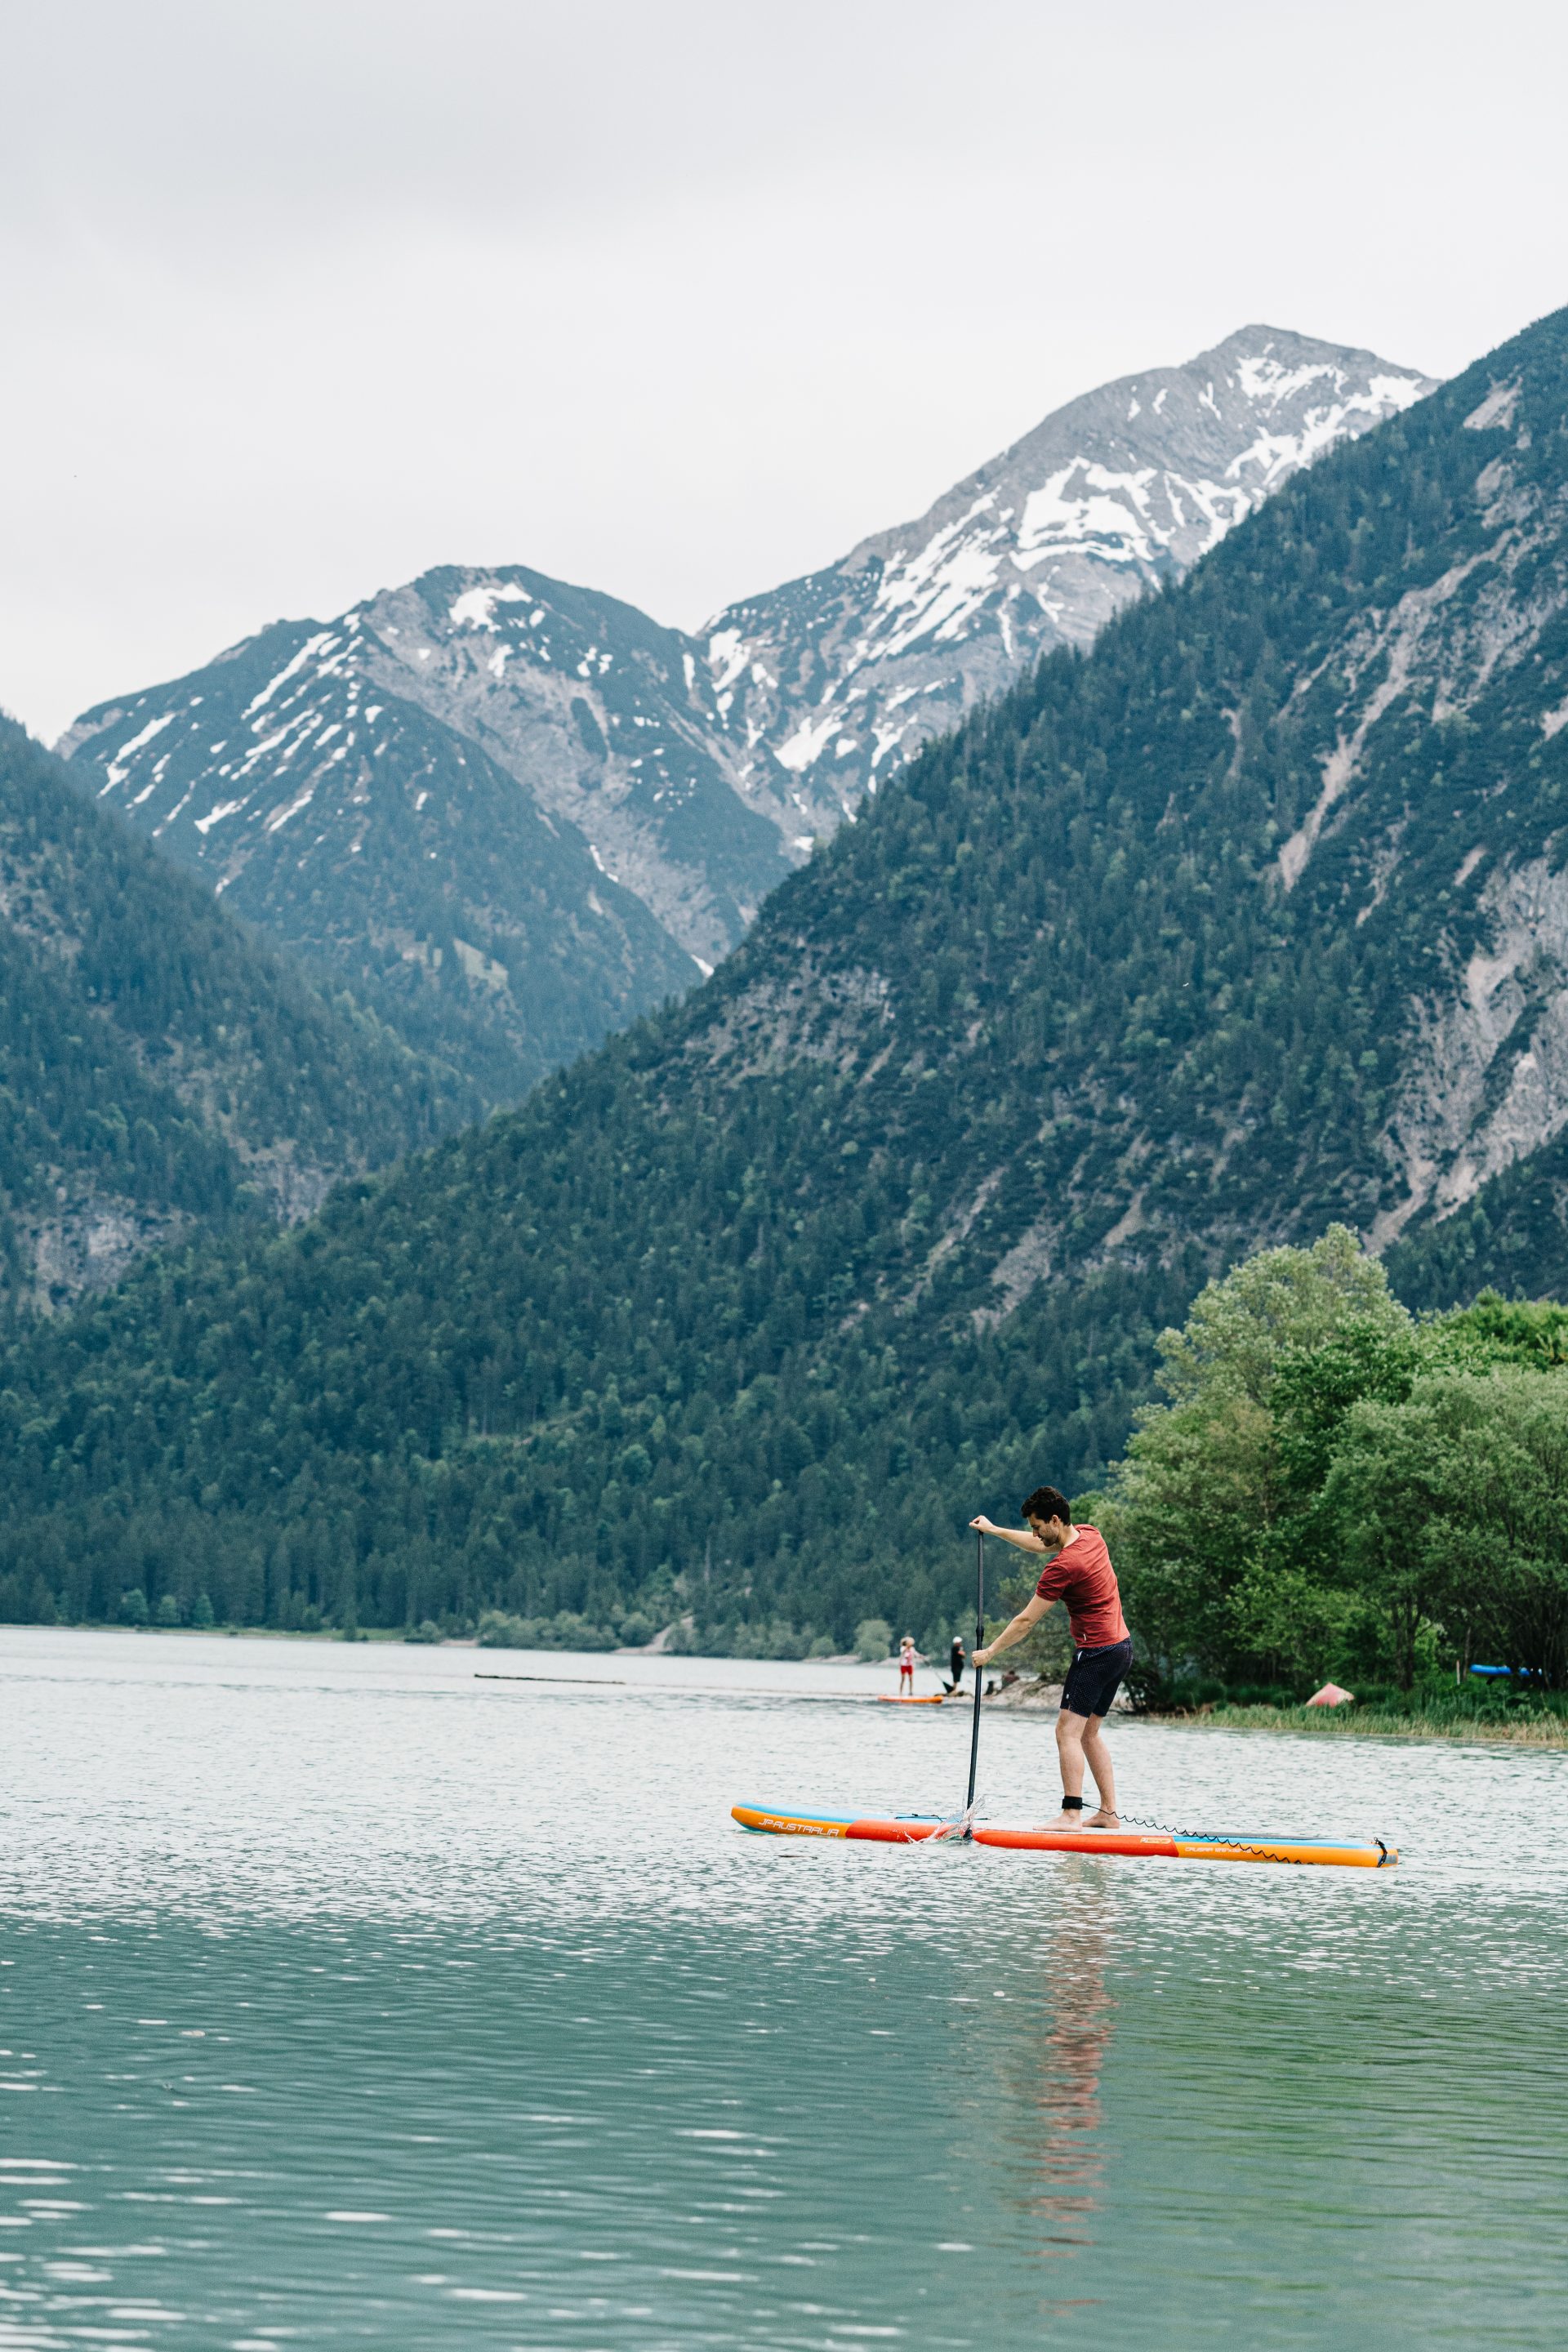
xmin=58 ymin=592 xmax=712 ymax=1106
xmin=341 ymin=566 xmax=791 ymax=964
xmin=703 ymin=327 xmax=1437 ymax=839
xmin=58 ymin=327 xmax=1436 ymax=1102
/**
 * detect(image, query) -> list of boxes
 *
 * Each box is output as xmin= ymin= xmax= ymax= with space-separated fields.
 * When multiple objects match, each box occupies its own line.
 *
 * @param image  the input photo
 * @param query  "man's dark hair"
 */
xmin=1022 ymin=1486 xmax=1071 ymax=1525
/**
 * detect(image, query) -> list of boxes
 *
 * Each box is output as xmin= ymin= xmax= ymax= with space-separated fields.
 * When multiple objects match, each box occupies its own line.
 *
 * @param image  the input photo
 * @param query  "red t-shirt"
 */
xmin=1034 ymin=1525 xmax=1128 ymax=1649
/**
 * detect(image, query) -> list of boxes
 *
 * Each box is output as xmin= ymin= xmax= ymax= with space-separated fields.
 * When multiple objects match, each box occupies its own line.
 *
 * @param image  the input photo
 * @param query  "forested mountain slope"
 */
xmin=0 ymin=717 xmax=466 ymax=1314
xmin=59 ymin=593 xmax=711 ymax=1106
xmin=7 ymin=306 xmax=1568 ymax=1643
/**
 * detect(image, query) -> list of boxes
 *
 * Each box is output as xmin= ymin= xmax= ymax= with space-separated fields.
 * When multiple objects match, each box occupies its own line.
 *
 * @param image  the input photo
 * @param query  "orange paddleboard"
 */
xmin=732 ymin=1802 xmax=1396 ymax=1869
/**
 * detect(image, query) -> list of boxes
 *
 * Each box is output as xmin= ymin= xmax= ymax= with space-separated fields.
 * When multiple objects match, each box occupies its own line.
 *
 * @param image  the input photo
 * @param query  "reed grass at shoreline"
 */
xmin=1144 ymin=1703 xmax=1568 ymax=1748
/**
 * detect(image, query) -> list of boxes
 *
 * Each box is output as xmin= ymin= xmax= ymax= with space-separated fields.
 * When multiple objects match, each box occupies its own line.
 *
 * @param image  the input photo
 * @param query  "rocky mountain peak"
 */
xmin=56 ymin=325 xmax=1437 ymax=1108
xmin=702 ymin=326 xmax=1437 ymax=842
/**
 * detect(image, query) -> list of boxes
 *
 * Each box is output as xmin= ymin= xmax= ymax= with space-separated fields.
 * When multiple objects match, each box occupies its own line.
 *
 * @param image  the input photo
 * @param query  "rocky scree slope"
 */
xmin=0 ymin=717 xmax=463 ymax=1314
xmin=60 ymin=571 xmax=771 ymax=1106
xmin=702 ymin=326 xmax=1434 ymax=840
xmin=11 ymin=309 xmax=1568 ymax=1642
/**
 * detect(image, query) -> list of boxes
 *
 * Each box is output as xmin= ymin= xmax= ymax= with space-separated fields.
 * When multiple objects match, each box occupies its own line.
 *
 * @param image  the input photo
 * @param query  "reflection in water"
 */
xmin=996 ymin=1886 xmax=1116 ymax=2281
xmin=1034 ymin=1899 xmax=1116 ymax=2250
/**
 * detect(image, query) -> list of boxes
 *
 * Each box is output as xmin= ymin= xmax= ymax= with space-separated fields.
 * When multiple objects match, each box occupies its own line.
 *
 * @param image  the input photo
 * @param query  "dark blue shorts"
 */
xmin=1060 ymin=1637 xmax=1133 ymax=1721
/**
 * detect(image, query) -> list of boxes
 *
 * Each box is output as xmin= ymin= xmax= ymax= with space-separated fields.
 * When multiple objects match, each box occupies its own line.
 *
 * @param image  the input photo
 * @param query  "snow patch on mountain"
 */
xmin=57 ymin=324 xmax=1441 ymax=1073
xmin=703 ymin=327 xmax=1437 ymax=843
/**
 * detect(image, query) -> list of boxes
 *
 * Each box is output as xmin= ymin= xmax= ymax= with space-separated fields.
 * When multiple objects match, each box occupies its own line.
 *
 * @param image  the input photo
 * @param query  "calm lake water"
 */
xmin=0 ymin=1628 xmax=1564 ymax=2350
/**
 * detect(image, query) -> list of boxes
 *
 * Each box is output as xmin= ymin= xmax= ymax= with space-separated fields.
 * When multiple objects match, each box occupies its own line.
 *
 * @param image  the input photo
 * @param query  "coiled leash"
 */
xmin=1040 ymin=1794 xmax=1309 ymax=1865
xmin=1108 ymin=1807 xmax=1390 ymax=1867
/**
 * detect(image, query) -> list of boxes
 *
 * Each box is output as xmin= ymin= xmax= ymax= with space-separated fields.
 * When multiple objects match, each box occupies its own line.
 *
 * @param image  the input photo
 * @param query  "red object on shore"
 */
xmin=1306 ymin=1682 xmax=1355 ymax=1707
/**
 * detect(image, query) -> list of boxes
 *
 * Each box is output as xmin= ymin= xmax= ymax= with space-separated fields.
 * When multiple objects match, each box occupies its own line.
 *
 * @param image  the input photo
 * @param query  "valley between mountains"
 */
xmin=7 ymin=305 xmax=1568 ymax=1646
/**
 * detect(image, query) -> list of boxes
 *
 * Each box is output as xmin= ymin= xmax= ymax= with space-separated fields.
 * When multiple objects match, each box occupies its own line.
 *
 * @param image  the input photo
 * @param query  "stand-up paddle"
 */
xmin=964 ymin=1526 xmax=984 ymax=1835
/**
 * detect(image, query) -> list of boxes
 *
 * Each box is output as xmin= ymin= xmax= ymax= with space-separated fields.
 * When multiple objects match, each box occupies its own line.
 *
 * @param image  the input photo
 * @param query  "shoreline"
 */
xmin=1143 ymin=1704 xmax=1568 ymax=1750
xmin=7 ymin=1627 xmax=1561 ymax=1744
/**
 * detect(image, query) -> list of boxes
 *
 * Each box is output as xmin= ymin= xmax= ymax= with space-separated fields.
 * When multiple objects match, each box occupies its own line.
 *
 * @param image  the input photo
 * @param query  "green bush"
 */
xmin=476 ymin=1608 xmax=617 ymax=1652
xmin=1122 ymin=1664 xmax=1227 ymax=1713
xmin=665 ymin=1615 xmax=817 ymax=1659
xmin=853 ymin=1617 xmax=893 ymax=1661
xmin=1109 ymin=1236 xmax=1568 ymax=1691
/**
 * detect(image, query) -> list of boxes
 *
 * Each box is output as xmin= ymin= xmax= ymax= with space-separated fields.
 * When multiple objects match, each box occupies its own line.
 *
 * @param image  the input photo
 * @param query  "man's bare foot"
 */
xmin=1084 ymin=1810 xmax=1121 ymax=1829
xmin=1035 ymin=1811 xmax=1085 ymax=1833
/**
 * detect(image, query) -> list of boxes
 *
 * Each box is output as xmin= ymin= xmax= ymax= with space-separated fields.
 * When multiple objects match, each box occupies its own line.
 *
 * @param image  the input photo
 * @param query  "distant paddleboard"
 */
xmin=732 ymin=1802 xmax=1396 ymax=1869
xmin=876 ymin=1693 xmax=948 ymax=1705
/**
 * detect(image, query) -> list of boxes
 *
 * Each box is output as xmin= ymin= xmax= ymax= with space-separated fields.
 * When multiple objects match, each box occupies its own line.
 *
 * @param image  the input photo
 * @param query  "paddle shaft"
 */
xmin=964 ymin=1528 xmax=984 ymax=1829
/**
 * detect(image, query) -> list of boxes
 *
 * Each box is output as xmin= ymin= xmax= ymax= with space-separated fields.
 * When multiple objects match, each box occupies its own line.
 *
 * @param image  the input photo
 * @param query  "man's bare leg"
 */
xmin=1080 ymin=1716 xmax=1120 ymax=1827
xmin=1036 ymin=1712 xmax=1120 ymax=1832
xmin=1036 ymin=1710 xmax=1092 ymax=1831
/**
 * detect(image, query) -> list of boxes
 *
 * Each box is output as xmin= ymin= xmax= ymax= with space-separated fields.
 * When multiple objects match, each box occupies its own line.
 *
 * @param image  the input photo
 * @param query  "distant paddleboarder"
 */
xmin=898 ymin=1634 xmax=917 ymax=1694
xmin=945 ymin=1633 xmax=965 ymax=1695
xmin=969 ymin=1487 xmax=1130 ymax=1832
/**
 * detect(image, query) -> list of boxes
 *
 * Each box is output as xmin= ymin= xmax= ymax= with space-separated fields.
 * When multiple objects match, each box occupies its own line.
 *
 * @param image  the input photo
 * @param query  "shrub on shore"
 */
xmin=667 ymin=1615 xmax=830 ymax=1660
xmin=477 ymin=1608 xmax=620 ymax=1651
xmin=1102 ymin=1230 xmax=1568 ymax=1696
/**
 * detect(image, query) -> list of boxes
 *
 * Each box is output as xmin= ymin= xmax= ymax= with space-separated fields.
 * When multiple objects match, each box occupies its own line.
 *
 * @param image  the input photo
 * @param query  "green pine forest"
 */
xmin=0 ymin=716 xmax=470 ymax=1316
xmin=5 ymin=308 xmax=1568 ymax=1692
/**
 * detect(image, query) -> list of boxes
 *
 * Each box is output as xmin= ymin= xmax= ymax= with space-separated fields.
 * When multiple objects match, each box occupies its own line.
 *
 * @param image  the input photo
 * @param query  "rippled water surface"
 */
xmin=0 ymin=1628 xmax=1564 ymax=2349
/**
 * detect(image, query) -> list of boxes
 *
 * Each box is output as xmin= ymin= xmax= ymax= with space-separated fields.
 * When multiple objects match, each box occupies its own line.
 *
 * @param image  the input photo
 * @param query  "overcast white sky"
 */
xmin=3 ymin=0 xmax=1566 ymax=742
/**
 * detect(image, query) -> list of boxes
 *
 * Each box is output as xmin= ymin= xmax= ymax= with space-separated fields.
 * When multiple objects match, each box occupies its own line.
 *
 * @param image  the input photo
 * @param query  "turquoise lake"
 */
xmin=0 ymin=1628 xmax=1564 ymax=2348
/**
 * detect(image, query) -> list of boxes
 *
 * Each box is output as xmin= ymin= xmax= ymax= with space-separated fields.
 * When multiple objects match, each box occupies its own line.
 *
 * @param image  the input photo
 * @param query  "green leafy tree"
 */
xmin=1325 ymin=1371 xmax=1568 ymax=1686
xmin=1111 ymin=1229 xmax=1412 ymax=1681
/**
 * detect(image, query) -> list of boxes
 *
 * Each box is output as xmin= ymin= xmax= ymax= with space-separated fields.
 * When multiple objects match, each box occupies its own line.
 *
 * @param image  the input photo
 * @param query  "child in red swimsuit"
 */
xmin=898 ymin=1635 xmax=916 ymax=1692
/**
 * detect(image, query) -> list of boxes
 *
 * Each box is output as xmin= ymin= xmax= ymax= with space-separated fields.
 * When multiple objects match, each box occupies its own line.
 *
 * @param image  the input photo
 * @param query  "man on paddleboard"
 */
xmin=969 ymin=1487 xmax=1130 ymax=1833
